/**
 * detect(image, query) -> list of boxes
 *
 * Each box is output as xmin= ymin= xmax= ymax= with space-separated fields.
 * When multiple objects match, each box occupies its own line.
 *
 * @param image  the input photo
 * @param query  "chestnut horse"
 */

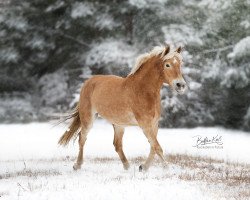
xmin=59 ymin=45 xmax=187 ymax=171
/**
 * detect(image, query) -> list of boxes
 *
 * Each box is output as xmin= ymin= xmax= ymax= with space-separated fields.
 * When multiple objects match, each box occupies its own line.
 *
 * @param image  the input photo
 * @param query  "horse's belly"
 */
xmin=97 ymin=109 xmax=138 ymax=126
xmin=89 ymin=75 xmax=138 ymax=126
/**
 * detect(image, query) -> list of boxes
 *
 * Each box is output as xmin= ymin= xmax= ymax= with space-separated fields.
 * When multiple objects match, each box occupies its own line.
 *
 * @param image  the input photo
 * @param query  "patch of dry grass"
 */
xmin=166 ymin=154 xmax=250 ymax=199
xmin=90 ymin=154 xmax=250 ymax=199
xmin=0 ymin=169 xmax=61 ymax=180
xmin=0 ymin=191 xmax=9 ymax=197
xmin=2 ymin=154 xmax=249 ymax=199
xmin=165 ymin=154 xmax=250 ymax=186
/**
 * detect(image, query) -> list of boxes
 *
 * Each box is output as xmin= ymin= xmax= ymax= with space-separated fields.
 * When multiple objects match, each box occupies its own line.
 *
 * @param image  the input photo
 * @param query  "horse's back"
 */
xmin=87 ymin=75 xmax=127 ymax=107
xmin=87 ymin=75 xmax=124 ymax=86
xmin=83 ymin=75 xmax=125 ymax=96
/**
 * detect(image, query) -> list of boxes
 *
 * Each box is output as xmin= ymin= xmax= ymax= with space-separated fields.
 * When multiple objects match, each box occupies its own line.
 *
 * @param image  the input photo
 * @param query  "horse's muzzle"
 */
xmin=173 ymin=79 xmax=187 ymax=94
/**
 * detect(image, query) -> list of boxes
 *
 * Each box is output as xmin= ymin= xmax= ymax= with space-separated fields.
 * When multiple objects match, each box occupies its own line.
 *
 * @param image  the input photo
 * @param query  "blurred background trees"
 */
xmin=0 ymin=0 xmax=249 ymax=131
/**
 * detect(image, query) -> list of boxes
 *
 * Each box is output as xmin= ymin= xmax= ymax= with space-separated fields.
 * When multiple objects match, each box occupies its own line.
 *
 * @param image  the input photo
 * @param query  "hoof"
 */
xmin=123 ymin=163 xmax=130 ymax=170
xmin=139 ymin=165 xmax=143 ymax=172
xmin=139 ymin=164 xmax=149 ymax=172
xmin=73 ymin=163 xmax=81 ymax=170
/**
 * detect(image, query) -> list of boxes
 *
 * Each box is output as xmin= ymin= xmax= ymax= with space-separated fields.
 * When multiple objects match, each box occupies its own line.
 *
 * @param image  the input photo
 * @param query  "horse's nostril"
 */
xmin=176 ymin=83 xmax=181 ymax=88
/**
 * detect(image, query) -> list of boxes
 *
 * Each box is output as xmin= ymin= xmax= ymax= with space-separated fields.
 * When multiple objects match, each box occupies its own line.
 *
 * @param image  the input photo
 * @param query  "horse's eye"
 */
xmin=165 ymin=63 xmax=170 ymax=68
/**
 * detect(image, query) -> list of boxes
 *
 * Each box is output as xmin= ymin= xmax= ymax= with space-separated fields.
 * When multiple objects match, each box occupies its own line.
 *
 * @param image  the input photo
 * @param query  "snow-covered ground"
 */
xmin=0 ymin=120 xmax=249 ymax=200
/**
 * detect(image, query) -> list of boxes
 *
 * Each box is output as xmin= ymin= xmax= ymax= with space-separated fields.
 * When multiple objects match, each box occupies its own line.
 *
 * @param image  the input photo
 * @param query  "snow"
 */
xmin=1 ymin=120 xmax=249 ymax=165
xmin=70 ymin=2 xmax=94 ymax=19
xmin=240 ymin=20 xmax=250 ymax=29
xmin=220 ymin=67 xmax=250 ymax=88
xmin=128 ymin=0 xmax=168 ymax=9
xmin=38 ymin=71 xmax=68 ymax=106
xmin=162 ymin=24 xmax=203 ymax=46
xmin=6 ymin=16 xmax=27 ymax=31
xmin=162 ymin=95 xmax=186 ymax=113
xmin=202 ymin=61 xmax=221 ymax=80
xmin=198 ymin=0 xmax=232 ymax=10
xmin=0 ymin=121 xmax=249 ymax=199
xmin=228 ymin=36 xmax=250 ymax=59
xmin=45 ymin=1 xmax=65 ymax=12
xmin=95 ymin=14 xmax=118 ymax=30
xmin=0 ymin=47 xmax=20 ymax=63
xmin=85 ymin=40 xmax=137 ymax=68
xmin=188 ymin=82 xmax=202 ymax=91
xmin=26 ymin=36 xmax=47 ymax=50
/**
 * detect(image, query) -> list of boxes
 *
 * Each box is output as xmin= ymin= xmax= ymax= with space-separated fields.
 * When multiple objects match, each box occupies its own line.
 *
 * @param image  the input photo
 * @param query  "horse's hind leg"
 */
xmin=113 ymin=125 xmax=130 ymax=170
xmin=73 ymin=108 xmax=95 ymax=170
xmin=73 ymin=129 xmax=87 ymax=170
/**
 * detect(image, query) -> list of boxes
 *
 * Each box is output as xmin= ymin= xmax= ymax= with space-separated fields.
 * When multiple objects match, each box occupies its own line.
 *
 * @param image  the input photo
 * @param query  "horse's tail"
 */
xmin=58 ymin=104 xmax=81 ymax=146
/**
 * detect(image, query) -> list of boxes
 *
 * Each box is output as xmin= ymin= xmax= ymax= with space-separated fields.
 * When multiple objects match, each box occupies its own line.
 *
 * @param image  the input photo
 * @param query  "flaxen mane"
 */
xmin=129 ymin=45 xmax=183 ymax=75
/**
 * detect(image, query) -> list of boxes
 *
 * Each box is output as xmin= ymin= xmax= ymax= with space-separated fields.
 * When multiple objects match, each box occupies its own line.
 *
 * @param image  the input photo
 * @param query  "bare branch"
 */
xmin=57 ymin=32 xmax=90 ymax=47
xmin=203 ymin=45 xmax=234 ymax=54
xmin=33 ymin=26 xmax=90 ymax=48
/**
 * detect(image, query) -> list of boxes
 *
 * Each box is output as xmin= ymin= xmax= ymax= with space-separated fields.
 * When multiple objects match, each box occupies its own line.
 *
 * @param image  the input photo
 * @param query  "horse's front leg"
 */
xmin=113 ymin=124 xmax=130 ymax=170
xmin=139 ymin=124 xmax=167 ymax=171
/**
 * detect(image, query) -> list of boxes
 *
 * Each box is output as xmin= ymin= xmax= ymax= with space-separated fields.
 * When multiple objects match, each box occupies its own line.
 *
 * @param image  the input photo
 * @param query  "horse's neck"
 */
xmin=126 ymin=60 xmax=163 ymax=93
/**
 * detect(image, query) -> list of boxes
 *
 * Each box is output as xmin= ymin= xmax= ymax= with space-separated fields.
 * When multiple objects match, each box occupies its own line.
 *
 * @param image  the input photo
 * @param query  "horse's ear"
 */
xmin=163 ymin=45 xmax=170 ymax=56
xmin=176 ymin=46 xmax=183 ymax=53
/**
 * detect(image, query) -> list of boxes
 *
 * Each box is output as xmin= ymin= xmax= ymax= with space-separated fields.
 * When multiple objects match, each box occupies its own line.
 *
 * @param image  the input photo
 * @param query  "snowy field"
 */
xmin=0 ymin=120 xmax=250 ymax=200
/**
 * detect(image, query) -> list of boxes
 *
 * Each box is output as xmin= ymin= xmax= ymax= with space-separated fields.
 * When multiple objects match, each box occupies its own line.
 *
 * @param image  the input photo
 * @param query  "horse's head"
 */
xmin=161 ymin=45 xmax=187 ymax=94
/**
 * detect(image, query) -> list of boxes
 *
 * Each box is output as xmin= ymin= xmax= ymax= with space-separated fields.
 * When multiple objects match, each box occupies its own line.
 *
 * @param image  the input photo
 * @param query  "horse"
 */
xmin=58 ymin=44 xmax=187 ymax=171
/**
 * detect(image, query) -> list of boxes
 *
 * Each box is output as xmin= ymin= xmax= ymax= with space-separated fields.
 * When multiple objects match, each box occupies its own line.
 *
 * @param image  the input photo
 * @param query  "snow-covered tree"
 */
xmin=1 ymin=0 xmax=249 ymax=131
